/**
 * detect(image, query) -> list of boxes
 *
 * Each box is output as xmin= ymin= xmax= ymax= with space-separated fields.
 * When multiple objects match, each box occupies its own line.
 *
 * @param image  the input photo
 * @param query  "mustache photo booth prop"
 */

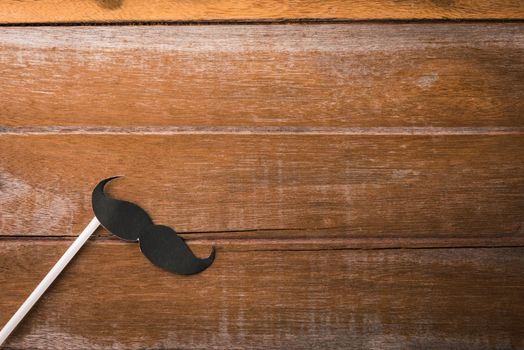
xmin=93 ymin=176 xmax=215 ymax=275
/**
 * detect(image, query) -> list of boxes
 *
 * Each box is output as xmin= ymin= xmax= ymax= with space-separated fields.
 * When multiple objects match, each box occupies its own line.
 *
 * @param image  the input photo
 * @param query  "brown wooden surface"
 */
xmin=0 ymin=13 xmax=523 ymax=350
xmin=0 ymin=0 xmax=523 ymax=23
xmin=0 ymin=241 xmax=523 ymax=349
xmin=0 ymin=24 xmax=523 ymax=128
xmin=1 ymin=134 xmax=523 ymax=245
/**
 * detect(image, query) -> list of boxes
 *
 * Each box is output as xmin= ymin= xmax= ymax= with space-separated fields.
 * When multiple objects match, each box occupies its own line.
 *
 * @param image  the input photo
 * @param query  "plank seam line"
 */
xmin=3 ymin=234 xmax=521 ymax=240
xmin=0 ymin=18 xmax=523 ymax=27
xmin=2 ymin=126 xmax=523 ymax=136
xmin=235 ymin=244 xmax=524 ymax=252
xmin=0 ymin=237 xmax=523 ymax=251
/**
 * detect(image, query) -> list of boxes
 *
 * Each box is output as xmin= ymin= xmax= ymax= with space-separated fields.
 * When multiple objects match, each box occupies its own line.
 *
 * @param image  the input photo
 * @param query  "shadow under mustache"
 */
xmin=92 ymin=176 xmax=215 ymax=275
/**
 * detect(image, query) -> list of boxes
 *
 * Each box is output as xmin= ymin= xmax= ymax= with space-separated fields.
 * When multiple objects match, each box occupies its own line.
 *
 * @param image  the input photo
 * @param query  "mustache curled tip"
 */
xmin=92 ymin=176 xmax=153 ymax=241
xmin=92 ymin=176 xmax=215 ymax=275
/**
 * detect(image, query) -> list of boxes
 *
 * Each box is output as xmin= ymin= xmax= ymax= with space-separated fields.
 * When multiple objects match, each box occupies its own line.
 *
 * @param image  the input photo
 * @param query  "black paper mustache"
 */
xmin=91 ymin=177 xmax=215 ymax=275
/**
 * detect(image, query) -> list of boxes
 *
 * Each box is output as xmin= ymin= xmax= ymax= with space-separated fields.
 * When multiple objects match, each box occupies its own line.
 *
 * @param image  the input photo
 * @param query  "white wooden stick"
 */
xmin=0 ymin=216 xmax=100 ymax=346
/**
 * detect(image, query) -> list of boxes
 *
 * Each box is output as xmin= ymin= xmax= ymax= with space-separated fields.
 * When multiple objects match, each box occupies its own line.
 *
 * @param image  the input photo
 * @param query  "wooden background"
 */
xmin=1 ymin=1 xmax=523 ymax=349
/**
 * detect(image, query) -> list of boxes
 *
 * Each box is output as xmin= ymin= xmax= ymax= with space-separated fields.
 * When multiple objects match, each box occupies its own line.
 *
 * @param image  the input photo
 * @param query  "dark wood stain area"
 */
xmin=0 ymin=6 xmax=523 ymax=350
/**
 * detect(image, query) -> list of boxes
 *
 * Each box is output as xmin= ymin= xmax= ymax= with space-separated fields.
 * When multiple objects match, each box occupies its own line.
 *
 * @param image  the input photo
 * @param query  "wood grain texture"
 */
xmin=0 ymin=24 xmax=523 ymax=128
xmin=0 ymin=0 xmax=523 ymax=23
xmin=1 ymin=134 xmax=523 ymax=246
xmin=0 ymin=241 xmax=523 ymax=349
xmin=1 ymin=15 xmax=523 ymax=350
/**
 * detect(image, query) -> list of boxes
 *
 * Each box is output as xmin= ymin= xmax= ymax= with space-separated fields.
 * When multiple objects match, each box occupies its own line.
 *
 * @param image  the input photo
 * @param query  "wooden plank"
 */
xmin=0 ymin=0 xmax=523 ymax=23
xmin=0 ymin=24 xmax=522 ymax=128
xmin=0 ymin=241 xmax=522 ymax=349
xmin=1 ymin=134 xmax=522 ymax=246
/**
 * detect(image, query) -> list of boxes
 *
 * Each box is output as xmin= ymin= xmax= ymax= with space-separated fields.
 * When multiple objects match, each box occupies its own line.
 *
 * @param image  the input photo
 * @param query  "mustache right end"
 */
xmin=139 ymin=224 xmax=216 ymax=275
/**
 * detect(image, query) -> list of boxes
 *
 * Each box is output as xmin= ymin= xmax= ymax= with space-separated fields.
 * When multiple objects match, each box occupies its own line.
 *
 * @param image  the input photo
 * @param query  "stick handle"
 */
xmin=0 ymin=216 xmax=100 ymax=346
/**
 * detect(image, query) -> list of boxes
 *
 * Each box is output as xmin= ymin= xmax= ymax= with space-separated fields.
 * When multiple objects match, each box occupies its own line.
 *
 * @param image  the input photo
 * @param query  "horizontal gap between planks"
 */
xmin=0 ymin=239 xmax=522 ymax=252
xmin=232 ymin=244 xmax=524 ymax=252
xmin=1 ymin=234 xmax=523 ymax=251
xmin=0 ymin=18 xmax=523 ymax=27
xmin=2 ymin=126 xmax=524 ymax=136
